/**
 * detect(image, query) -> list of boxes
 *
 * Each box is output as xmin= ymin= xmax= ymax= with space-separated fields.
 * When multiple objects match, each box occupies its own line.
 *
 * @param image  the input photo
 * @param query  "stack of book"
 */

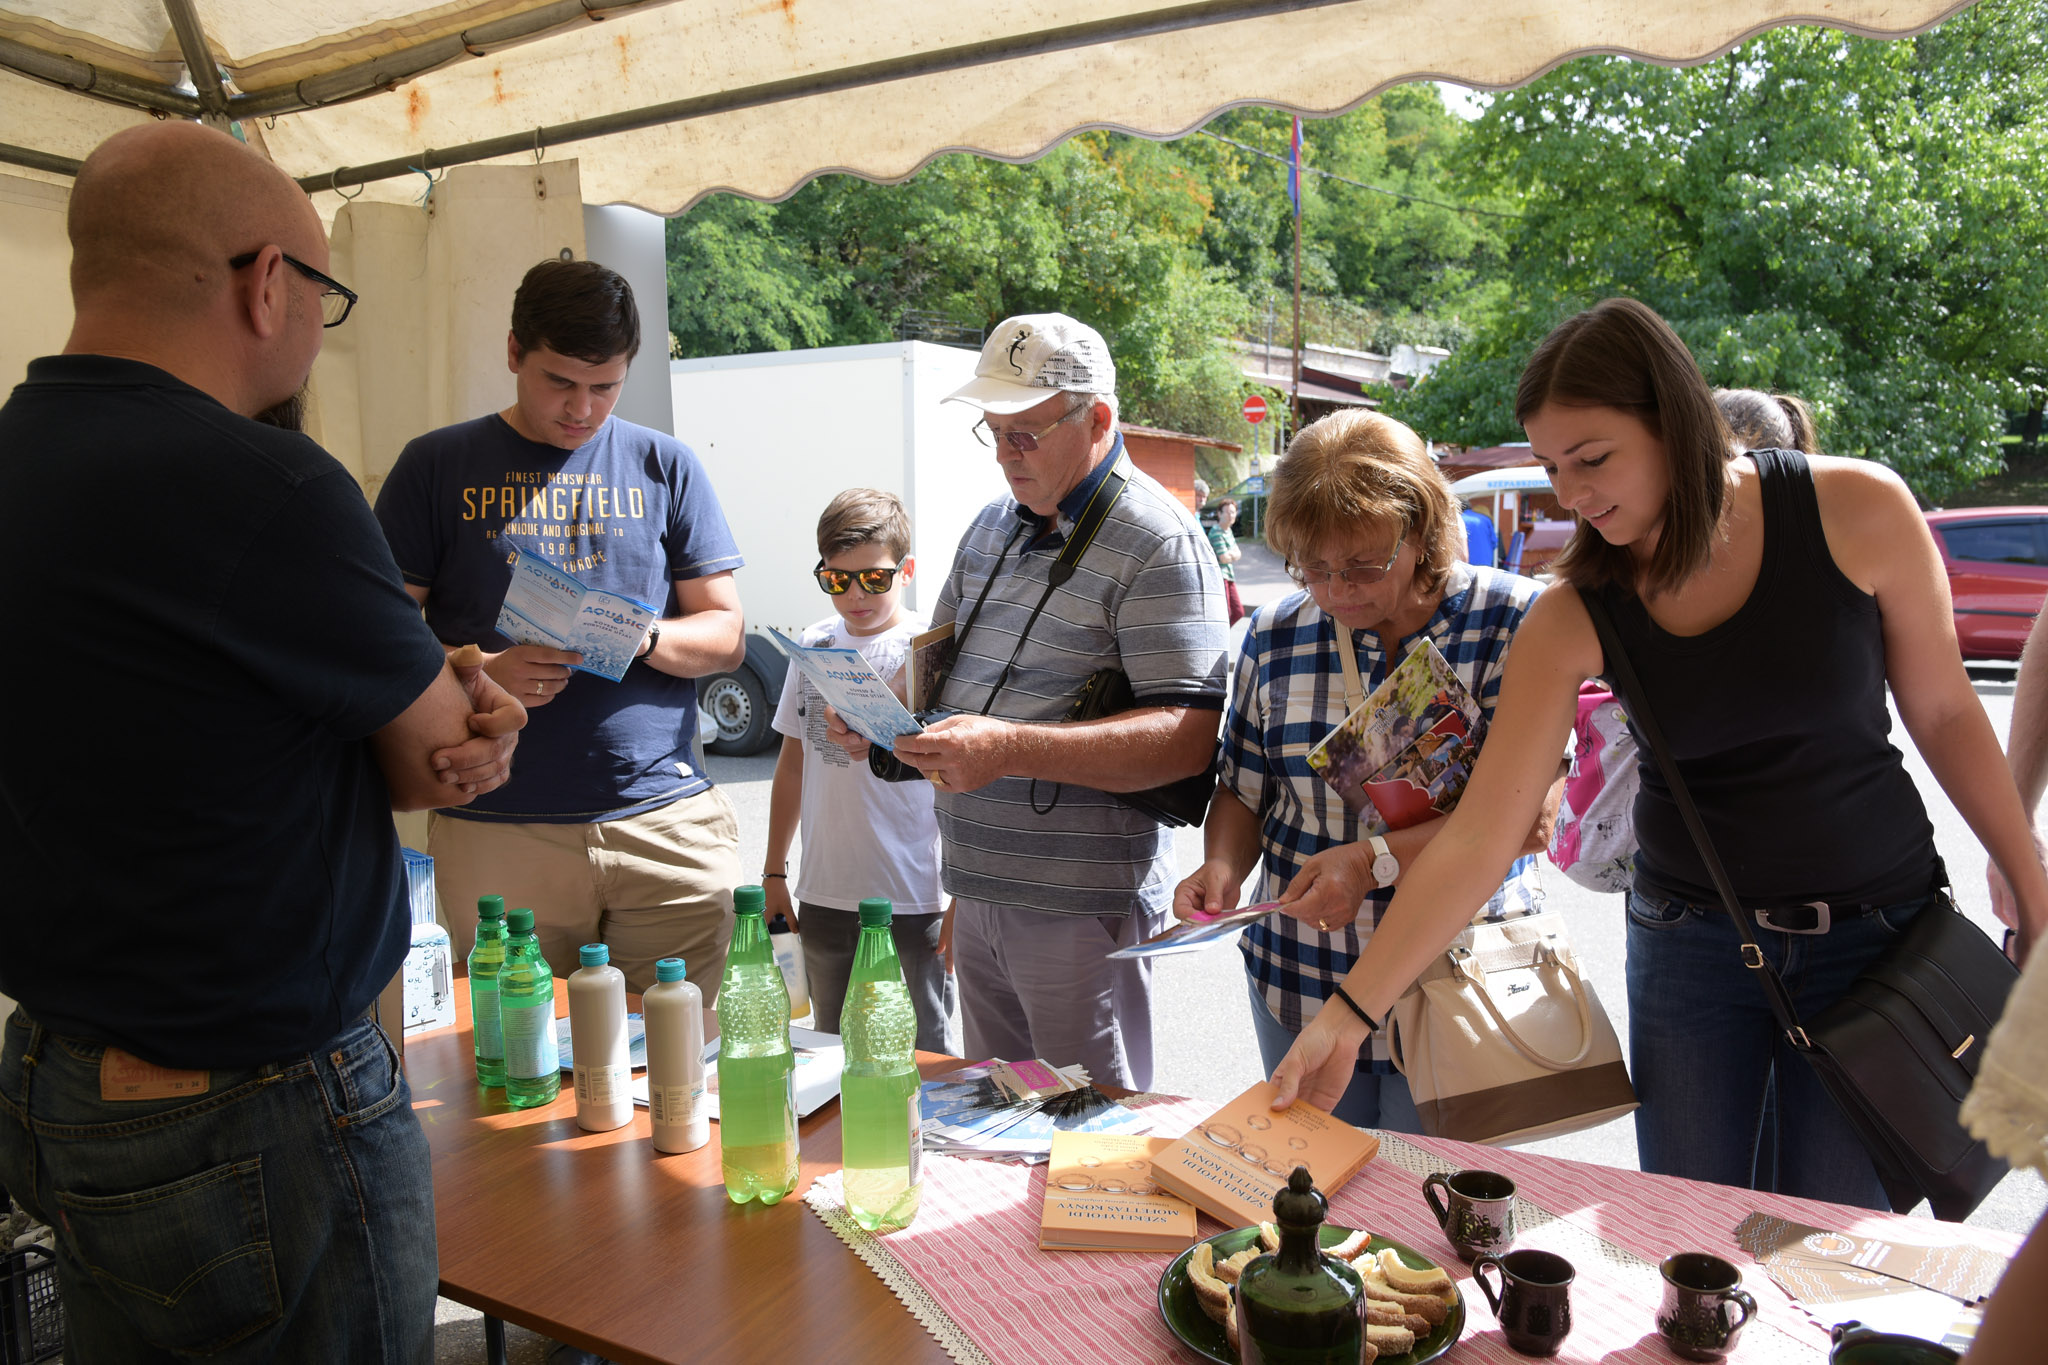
xmin=1147 ymin=1080 xmax=1380 ymax=1226
xmin=1038 ymin=1131 xmax=1197 ymax=1252
xmin=920 ymin=1059 xmax=1148 ymax=1162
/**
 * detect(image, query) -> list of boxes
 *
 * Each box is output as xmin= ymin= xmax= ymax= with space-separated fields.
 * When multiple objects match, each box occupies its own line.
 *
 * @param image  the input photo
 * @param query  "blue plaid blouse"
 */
xmin=1221 ymin=564 xmax=1549 ymax=1062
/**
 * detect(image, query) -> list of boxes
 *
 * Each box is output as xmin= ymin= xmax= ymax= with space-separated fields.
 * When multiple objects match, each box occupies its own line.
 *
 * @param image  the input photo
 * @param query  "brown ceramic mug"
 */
xmin=1421 ymin=1168 xmax=1517 ymax=1262
xmin=1656 ymin=1253 xmax=1757 ymax=1361
xmin=1473 ymin=1248 xmax=1574 ymax=1357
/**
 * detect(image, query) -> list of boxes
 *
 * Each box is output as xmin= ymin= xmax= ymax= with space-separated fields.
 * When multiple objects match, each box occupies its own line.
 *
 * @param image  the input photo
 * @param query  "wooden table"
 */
xmin=407 ymin=986 xmax=954 ymax=1365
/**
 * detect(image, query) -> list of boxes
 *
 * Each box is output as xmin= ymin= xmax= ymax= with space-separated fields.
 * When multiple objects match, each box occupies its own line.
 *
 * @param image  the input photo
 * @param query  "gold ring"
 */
xmin=1318 ymin=920 xmax=1330 ymax=932
xmin=932 ymin=772 xmax=947 ymax=788
xmin=534 ymin=681 xmax=543 ymax=695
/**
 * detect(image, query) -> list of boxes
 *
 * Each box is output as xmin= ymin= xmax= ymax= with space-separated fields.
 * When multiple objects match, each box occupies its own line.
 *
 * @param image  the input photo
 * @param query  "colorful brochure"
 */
xmin=1305 ymin=638 xmax=1483 ymax=832
xmin=495 ymin=548 xmax=657 ymax=681
xmin=1108 ymin=901 xmax=1287 ymax=961
xmin=767 ymin=626 xmax=924 ymax=751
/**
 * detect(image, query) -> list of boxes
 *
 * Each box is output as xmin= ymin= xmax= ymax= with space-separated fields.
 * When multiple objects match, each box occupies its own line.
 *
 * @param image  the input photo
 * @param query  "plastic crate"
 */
xmin=1 ymin=1244 xmax=61 ymax=1365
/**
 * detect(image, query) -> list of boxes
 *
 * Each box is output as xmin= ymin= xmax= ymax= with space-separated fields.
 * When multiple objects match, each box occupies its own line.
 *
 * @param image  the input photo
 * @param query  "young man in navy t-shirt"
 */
xmin=376 ymin=260 xmax=748 ymax=998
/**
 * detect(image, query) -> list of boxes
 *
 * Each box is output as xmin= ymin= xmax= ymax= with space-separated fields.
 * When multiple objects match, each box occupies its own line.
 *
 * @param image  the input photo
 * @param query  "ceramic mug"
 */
xmin=1828 ymin=1321 xmax=1962 ymax=1364
xmin=1421 ymin=1168 xmax=1516 ymax=1262
xmin=1656 ymin=1253 xmax=1757 ymax=1361
xmin=1472 ymin=1248 xmax=1574 ymax=1357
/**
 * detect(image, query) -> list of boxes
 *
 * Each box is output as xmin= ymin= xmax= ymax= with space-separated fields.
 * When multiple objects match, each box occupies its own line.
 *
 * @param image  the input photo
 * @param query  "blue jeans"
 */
xmin=1625 ymin=889 xmax=1933 ymax=1210
xmin=1245 ymin=975 xmax=1422 ymax=1133
xmin=0 ymin=1011 xmax=437 ymax=1363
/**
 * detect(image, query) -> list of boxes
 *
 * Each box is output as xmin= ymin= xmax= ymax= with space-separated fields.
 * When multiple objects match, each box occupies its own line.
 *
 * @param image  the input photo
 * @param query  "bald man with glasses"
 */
xmin=0 ymin=121 xmax=525 ymax=1362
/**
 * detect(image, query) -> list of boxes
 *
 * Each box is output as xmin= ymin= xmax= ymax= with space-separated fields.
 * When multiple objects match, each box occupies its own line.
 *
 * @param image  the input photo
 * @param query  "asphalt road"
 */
xmin=706 ymin=540 xmax=2045 ymax=1237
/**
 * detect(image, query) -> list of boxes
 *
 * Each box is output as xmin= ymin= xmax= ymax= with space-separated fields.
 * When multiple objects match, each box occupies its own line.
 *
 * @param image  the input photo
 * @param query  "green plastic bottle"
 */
xmin=715 ymin=886 xmax=798 ymax=1204
xmin=500 ymin=907 xmax=561 ymax=1109
xmin=469 ymin=895 xmax=508 ymax=1089
xmin=839 ymin=898 xmax=922 ymax=1231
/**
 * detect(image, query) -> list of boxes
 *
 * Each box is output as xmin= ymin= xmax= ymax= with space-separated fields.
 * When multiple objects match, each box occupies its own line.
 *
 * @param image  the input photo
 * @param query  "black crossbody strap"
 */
xmin=935 ymin=463 xmax=1130 ymax=716
xmin=1579 ymin=590 xmax=1813 ymax=1048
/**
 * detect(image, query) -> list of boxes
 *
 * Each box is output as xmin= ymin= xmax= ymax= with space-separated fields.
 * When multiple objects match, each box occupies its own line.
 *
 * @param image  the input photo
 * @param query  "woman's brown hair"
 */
xmin=1515 ymin=298 xmax=1732 ymax=597
xmin=1266 ymin=408 xmax=1460 ymax=600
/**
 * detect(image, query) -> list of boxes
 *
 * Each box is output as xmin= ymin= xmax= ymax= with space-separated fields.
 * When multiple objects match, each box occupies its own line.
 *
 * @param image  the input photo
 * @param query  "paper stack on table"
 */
xmin=1733 ymin=1211 xmax=2002 ymax=1350
xmin=920 ymin=1059 xmax=1150 ymax=1162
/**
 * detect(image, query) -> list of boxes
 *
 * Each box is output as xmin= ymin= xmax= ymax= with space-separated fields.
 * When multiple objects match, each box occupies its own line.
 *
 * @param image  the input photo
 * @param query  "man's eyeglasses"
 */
xmin=973 ymin=400 xmax=1091 ymax=452
xmin=814 ymin=561 xmax=903 ymax=595
xmin=1287 ymin=537 xmax=1405 ymax=587
xmin=229 ymin=250 xmax=358 ymax=327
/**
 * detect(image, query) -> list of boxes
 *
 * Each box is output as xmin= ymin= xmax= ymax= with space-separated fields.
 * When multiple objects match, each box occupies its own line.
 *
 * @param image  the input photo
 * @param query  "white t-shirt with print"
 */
xmin=770 ymin=613 xmax=943 ymax=915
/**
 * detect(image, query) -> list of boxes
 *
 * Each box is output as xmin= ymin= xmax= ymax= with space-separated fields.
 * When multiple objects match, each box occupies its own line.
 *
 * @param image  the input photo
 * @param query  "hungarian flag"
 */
xmin=1289 ymin=115 xmax=1302 ymax=215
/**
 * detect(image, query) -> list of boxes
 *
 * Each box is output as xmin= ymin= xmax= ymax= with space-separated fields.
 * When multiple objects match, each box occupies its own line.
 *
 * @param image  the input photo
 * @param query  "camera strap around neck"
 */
xmin=933 ymin=460 xmax=1129 ymax=716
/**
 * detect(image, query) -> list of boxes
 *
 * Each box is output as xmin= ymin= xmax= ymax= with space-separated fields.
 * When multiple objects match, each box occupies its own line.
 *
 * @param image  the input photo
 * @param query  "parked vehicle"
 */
xmin=673 ymin=341 xmax=1000 ymax=754
xmin=1924 ymin=507 xmax=2048 ymax=660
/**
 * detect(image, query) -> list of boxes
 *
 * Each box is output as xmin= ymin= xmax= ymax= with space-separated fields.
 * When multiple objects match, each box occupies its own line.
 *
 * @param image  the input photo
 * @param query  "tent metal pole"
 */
xmin=161 ymin=0 xmax=231 ymax=121
xmin=0 ymin=37 xmax=203 ymax=118
xmin=0 ymin=142 xmax=83 ymax=178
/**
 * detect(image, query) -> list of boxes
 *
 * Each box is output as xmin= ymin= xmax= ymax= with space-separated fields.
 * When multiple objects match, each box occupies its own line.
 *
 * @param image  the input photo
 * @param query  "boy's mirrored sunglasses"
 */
xmin=1286 ymin=538 xmax=1404 ymax=587
xmin=972 ymin=400 xmax=1090 ymax=452
xmin=814 ymin=561 xmax=903 ymax=595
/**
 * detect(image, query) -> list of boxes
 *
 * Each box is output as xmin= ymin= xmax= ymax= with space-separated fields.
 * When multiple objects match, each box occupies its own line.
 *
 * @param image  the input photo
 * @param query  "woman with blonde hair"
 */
xmin=1174 ymin=408 xmax=1556 ymax=1129
xmin=1271 ymin=298 xmax=2048 ymax=1206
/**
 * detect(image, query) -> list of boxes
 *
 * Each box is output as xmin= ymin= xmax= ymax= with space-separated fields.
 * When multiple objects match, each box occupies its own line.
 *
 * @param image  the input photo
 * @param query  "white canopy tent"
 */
xmin=0 ymin=0 xmax=1978 ymax=214
xmin=1452 ymin=467 xmax=1553 ymax=497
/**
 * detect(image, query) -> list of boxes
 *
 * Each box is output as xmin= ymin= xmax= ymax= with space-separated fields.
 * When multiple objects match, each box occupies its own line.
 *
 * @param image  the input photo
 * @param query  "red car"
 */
xmin=1924 ymin=508 xmax=2048 ymax=660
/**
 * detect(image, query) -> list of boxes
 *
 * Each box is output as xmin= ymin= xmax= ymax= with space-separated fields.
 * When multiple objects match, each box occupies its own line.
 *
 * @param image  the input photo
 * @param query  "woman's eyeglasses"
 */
xmin=1286 ymin=537 xmax=1405 ymax=587
xmin=814 ymin=562 xmax=903 ymax=595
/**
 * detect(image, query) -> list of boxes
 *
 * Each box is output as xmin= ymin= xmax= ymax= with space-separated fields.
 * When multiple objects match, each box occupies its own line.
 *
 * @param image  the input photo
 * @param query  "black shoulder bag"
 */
xmin=871 ymin=464 xmax=1217 ymax=828
xmin=1582 ymin=591 xmax=2016 ymax=1220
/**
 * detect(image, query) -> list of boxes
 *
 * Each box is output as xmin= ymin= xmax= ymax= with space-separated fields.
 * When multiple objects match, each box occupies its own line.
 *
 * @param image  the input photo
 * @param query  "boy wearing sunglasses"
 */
xmin=762 ymin=490 xmax=951 ymax=1051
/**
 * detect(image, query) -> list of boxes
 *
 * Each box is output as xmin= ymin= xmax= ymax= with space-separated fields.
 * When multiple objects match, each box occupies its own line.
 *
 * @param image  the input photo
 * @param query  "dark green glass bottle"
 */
xmin=1234 ymin=1166 xmax=1364 ymax=1365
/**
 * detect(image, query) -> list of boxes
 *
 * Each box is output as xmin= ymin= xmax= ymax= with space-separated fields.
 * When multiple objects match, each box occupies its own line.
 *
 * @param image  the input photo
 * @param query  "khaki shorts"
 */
xmin=430 ymin=787 xmax=740 ymax=1002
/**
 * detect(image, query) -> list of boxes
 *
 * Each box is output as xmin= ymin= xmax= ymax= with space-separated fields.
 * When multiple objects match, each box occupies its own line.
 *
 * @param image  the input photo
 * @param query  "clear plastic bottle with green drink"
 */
xmin=715 ymin=885 xmax=798 ymax=1203
xmin=839 ymin=897 xmax=922 ymax=1231
xmin=499 ymin=907 xmax=561 ymax=1109
xmin=468 ymin=895 xmax=508 ymax=1088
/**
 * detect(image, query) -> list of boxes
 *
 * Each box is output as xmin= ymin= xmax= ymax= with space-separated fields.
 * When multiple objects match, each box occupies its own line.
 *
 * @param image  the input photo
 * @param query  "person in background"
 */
xmin=764 ymin=489 xmax=951 ymax=1051
xmin=0 ymin=121 xmax=526 ymax=1360
xmin=376 ymin=260 xmax=747 ymax=1001
xmin=1460 ymin=496 xmax=1501 ymax=569
xmin=1173 ymin=409 xmax=1558 ymax=1129
xmin=1711 ymin=387 xmax=1818 ymax=453
xmin=1271 ymin=297 xmax=2048 ymax=1208
xmin=837 ymin=313 xmax=1229 ymax=1089
xmin=1208 ymin=496 xmax=1247 ymax=625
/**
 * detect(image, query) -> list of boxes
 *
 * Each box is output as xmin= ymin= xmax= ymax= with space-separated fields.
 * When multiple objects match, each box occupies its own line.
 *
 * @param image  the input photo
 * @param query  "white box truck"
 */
xmin=672 ymin=340 xmax=1007 ymax=753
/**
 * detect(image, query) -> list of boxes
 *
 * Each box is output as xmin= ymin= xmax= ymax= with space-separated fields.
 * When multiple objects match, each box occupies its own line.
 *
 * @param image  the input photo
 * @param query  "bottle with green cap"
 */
xmin=468 ymin=895 xmax=508 ymax=1089
xmin=839 ymin=897 xmax=922 ymax=1231
xmin=715 ymin=885 xmax=798 ymax=1203
xmin=500 ymin=907 xmax=560 ymax=1108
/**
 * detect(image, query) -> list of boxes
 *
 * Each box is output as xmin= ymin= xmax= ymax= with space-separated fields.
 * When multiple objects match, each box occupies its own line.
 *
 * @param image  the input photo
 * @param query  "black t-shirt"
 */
xmin=0 ymin=356 xmax=447 ymax=1068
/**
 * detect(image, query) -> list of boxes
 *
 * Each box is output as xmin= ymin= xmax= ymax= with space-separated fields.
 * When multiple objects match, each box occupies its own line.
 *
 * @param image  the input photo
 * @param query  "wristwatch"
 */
xmin=1367 ymin=834 xmax=1400 ymax=888
xmin=638 ymin=622 xmax=662 ymax=660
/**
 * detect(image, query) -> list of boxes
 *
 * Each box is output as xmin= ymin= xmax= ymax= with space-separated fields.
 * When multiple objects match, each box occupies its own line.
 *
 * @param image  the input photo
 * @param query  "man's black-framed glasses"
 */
xmin=1286 ymin=536 xmax=1406 ymax=587
xmin=972 ymin=398 xmax=1091 ymax=452
xmin=814 ymin=561 xmax=903 ymax=596
xmin=229 ymin=250 xmax=358 ymax=327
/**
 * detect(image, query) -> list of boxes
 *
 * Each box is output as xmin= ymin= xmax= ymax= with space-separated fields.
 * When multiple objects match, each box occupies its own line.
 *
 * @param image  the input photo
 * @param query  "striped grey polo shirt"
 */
xmin=928 ymin=446 xmax=1229 ymax=915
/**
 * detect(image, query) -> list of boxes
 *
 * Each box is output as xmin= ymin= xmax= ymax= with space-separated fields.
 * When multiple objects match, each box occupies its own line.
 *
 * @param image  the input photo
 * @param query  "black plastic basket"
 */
xmin=1 ymin=1244 xmax=61 ymax=1365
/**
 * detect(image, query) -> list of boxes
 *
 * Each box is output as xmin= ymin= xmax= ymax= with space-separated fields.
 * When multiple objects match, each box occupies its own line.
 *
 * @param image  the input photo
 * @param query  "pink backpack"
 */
xmin=1548 ymin=682 xmax=1639 ymax=893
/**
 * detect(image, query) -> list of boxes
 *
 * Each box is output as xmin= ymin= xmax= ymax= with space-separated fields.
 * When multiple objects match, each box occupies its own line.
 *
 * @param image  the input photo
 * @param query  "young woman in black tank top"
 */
xmin=1269 ymin=298 xmax=2047 ymax=1210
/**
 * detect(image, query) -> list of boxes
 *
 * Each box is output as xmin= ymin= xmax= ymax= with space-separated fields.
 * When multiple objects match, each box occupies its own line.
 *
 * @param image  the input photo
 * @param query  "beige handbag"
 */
xmin=1386 ymin=911 xmax=1637 ymax=1145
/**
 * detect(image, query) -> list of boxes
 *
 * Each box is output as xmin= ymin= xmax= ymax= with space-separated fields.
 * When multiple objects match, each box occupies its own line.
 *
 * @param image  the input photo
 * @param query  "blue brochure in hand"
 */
xmin=766 ymin=626 xmax=923 ymax=751
xmin=495 ymin=548 xmax=657 ymax=681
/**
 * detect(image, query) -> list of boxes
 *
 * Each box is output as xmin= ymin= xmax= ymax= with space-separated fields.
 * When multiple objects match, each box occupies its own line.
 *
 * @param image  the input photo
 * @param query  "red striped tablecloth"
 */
xmin=807 ymin=1104 xmax=2018 ymax=1365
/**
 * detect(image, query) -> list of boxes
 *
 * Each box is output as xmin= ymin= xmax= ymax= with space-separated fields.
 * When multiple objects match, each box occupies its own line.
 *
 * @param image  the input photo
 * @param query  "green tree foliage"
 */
xmin=665 ymin=94 xmax=1503 ymax=442
xmin=1389 ymin=0 xmax=2048 ymax=501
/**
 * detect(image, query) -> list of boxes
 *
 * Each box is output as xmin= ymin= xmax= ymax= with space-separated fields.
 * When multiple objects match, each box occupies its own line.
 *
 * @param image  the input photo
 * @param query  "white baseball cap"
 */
xmin=943 ymin=313 xmax=1118 ymax=414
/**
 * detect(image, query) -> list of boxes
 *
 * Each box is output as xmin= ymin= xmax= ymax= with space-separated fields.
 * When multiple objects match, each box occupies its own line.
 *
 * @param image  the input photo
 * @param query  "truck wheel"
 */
xmin=701 ymin=666 xmax=774 ymax=755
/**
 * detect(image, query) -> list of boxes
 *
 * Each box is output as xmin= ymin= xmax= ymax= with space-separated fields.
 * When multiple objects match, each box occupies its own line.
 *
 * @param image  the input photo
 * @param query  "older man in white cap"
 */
xmin=872 ymin=313 xmax=1229 ymax=1088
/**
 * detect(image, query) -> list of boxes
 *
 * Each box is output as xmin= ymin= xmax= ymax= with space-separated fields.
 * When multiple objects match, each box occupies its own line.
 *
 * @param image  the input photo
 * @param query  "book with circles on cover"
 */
xmin=1147 ymin=1080 xmax=1379 ymax=1228
xmin=1038 ymin=1132 xmax=1196 ymax=1252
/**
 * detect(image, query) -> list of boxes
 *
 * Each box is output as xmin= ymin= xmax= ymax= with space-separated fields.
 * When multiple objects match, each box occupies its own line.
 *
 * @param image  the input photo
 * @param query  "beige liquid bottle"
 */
xmin=567 ymin=943 xmax=633 ymax=1132
xmin=643 ymin=956 xmax=709 ymax=1153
